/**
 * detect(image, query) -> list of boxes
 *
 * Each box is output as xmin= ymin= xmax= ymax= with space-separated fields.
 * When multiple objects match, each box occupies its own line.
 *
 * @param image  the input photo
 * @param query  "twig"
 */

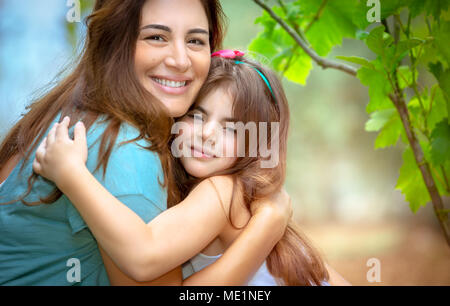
xmin=304 ymin=0 xmax=328 ymax=33
xmin=253 ymin=0 xmax=357 ymax=77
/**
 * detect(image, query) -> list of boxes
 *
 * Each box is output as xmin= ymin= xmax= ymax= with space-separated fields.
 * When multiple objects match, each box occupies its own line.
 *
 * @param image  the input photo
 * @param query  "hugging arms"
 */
xmin=32 ymin=117 xmax=291 ymax=285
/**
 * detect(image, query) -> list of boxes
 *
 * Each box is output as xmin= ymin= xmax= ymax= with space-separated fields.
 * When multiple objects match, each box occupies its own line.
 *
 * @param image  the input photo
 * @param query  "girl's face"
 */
xmin=135 ymin=0 xmax=211 ymax=118
xmin=178 ymin=86 xmax=239 ymax=178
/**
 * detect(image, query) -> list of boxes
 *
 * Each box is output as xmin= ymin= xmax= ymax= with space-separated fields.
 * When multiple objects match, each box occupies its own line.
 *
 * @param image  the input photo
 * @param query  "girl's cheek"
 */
xmin=222 ymin=133 xmax=238 ymax=157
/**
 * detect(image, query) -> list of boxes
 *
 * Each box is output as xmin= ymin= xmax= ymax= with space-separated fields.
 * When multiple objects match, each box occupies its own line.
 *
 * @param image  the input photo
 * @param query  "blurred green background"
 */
xmin=0 ymin=0 xmax=448 ymax=285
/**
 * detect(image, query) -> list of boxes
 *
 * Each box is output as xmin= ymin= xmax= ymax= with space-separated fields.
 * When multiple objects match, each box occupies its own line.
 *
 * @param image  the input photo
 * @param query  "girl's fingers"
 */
xmin=47 ymin=123 xmax=58 ymax=145
xmin=35 ymin=141 xmax=46 ymax=164
xmin=74 ymin=121 xmax=87 ymax=147
xmin=32 ymin=159 xmax=42 ymax=175
xmin=56 ymin=116 xmax=70 ymax=141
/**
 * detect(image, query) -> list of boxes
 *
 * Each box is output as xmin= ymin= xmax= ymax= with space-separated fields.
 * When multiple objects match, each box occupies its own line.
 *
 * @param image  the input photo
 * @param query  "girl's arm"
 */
xmin=325 ymin=264 xmax=352 ymax=286
xmin=33 ymin=118 xmax=291 ymax=284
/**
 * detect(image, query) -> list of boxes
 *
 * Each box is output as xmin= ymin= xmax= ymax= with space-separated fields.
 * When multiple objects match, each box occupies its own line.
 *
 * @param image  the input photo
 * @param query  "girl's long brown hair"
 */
xmin=0 ymin=0 xmax=225 ymax=207
xmin=174 ymin=56 xmax=329 ymax=285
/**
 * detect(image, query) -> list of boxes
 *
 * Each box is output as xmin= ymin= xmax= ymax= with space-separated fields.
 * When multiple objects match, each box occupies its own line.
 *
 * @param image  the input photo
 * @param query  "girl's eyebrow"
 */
xmin=140 ymin=24 xmax=209 ymax=36
xmin=196 ymin=106 xmax=237 ymax=123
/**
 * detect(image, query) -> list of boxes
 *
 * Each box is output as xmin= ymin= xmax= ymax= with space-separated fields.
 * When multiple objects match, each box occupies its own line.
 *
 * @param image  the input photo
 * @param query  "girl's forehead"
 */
xmin=194 ymin=86 xmax=235 ymax=116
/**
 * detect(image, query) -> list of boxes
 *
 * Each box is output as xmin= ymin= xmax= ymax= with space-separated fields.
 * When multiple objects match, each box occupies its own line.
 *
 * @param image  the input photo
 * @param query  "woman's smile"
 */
xmin=150 ymin=75 xmax=192 ymax=95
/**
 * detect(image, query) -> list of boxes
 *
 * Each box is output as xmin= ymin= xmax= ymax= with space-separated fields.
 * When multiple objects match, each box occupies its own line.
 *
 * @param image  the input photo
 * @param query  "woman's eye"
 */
xmin=145 ymin=35 xmax=165 ymax=42
xmin=188 ymin=38 xmax=205 ymax=45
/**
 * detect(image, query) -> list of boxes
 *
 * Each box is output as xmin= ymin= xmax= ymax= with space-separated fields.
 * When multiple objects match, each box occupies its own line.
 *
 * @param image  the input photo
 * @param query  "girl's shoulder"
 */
xmin=203 ymin=175 xmax=249 ymax=225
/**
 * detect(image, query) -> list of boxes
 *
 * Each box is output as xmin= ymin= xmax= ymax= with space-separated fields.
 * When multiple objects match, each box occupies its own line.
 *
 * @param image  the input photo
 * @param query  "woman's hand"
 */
xmin=32 ymin=116 xmax=88 ymax=187
xmin=250 ymin=188 xmax=293 ymax=239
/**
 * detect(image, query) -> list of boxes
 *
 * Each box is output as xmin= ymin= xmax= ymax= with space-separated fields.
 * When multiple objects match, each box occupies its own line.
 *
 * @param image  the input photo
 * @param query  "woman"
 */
xmin=0 ymin=0 xmax=290 ymax=285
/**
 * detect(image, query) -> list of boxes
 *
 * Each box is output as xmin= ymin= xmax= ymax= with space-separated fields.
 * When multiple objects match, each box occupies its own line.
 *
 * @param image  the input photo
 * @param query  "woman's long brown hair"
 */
xmin=174 ymin=56 xmax=329 ymax=285
xmin=0 ymin=0 xmax=225 ymax=207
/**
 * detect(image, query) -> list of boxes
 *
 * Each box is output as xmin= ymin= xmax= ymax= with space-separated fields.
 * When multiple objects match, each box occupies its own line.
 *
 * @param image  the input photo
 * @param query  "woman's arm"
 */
xmin=33 ymin=118 xmax=291 ymax=283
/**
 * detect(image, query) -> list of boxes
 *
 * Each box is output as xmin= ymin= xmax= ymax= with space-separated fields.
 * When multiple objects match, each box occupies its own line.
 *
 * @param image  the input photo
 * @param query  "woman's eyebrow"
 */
xmin=141 ymin=24 xmax=171 ymax=32
xmin=188 ymin=28 xmax=209 ymax=36
xmin=140 ymin=24 xmax=208 ymax=36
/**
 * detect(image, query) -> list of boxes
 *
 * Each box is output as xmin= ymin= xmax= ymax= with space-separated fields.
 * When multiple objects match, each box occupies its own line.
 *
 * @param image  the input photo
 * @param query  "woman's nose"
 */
xmin=165 ymin=41 xmax=191 ymax=72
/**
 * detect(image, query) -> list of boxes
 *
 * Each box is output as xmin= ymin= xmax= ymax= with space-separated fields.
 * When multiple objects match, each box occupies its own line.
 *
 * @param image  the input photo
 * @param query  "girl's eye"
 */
xmin=224 ymin=126 xmax=236 ymax=133
xmin=188 ymin=113 xmax=203 ymax=121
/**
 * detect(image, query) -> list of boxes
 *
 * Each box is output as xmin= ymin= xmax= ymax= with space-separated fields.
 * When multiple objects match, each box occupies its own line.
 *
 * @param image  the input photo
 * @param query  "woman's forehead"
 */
xmin=140 ymin=0 xmax=209 ymax=29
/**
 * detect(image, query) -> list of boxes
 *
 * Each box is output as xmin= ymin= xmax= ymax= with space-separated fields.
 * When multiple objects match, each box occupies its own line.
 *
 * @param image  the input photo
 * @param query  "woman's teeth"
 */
xmin=153 ymin=78 xmax=186 ymax=88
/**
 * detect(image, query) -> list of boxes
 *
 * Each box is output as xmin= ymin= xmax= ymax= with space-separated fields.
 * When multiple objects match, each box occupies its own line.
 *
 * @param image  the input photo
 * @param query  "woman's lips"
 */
xmin=151 ymin=76 xmax=191 ymax=95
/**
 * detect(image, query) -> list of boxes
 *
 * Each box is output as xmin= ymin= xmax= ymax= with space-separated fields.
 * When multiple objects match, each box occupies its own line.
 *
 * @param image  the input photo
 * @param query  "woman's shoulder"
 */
xmin=86 ymin=119 xmax=158 ymax=163
xmin=84 ymin=119 xmax=166 ymax=201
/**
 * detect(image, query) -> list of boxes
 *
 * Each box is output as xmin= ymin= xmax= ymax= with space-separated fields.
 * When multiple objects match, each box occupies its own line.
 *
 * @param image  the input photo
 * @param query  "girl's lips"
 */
xmin=190 ymin=146 xmax=215 ymax=159
xmin=150 ymin=77 xmax=191 ymax=95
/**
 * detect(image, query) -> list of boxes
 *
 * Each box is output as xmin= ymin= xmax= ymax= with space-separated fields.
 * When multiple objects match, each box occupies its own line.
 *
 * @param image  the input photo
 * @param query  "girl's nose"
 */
xmin=201 ymin=121 xmax=218 ymax=144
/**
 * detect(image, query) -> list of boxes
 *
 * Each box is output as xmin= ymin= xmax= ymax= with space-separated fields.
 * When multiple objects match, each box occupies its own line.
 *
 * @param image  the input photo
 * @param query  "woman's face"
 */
xmin=135 ymin=0 xmax=211 ymax=118
xmin=177 ymin=86 xmax=239 ymax=178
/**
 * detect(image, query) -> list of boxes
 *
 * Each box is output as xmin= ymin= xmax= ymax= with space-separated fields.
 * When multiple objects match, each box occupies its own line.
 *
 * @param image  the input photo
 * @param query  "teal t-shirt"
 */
xmin=0 ymin=116 xmax=167 ymax=285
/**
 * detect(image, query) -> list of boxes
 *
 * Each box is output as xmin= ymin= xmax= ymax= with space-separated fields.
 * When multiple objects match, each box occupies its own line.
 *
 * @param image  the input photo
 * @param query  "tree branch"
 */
xmin=253 ymin=0 xmax=357 ymax=77
xmin=388 ymin=91 xmax=450 ymax=247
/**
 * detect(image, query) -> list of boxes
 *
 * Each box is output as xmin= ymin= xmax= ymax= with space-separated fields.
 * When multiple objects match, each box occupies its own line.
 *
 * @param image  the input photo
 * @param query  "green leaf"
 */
xmin=397 ymin=66 xmax=414 ymax=89
xmin=336 ymin=56 xmax=375 ymax=69
xmin=408 ymin=0 xmax=426 ymax=18
xmin=433 ymin=21 xmax=450 ymax=65
xmin=300 ymin=0 xmax=369 ymax=56
xmin=357 ymin=63 xmax=394 ymax=113
xmin=429 ymin=62 xmax=450 ymax=122
xmin=248 ymin=31 xmax=312 ymax=85
xmin=371 ymin=110 xmax=403 ymax=148
xmin=365 ymin=25 xmax=386 ymax=55
xmin=430 ymin=119 xmax=450 ymax=165
xmin=427 ymin=86 xmax=449 ymax=130
xmin=365 ymin=108 xmax=396 ymax=132
xmin=407 ymin=96 xmax=424 ymax=129
xmin=283 ymin=49 xmax=313 ymax=85
xmin=396 ymin=146 xmax=431 ymax=213
xmin=380 ymin=0 xmax=409 ymax=19
xmin=424 ymin=0 xmax=450 ymax=21
xmin=395 ymin=38 xmax=423 ymax=59
xmin=248 ymin=33 xmax=279 ymax=60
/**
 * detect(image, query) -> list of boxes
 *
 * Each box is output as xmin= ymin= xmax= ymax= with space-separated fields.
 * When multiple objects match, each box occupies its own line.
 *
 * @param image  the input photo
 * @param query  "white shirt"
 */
xmin=182 ymin=253 xmax=280 ymax=285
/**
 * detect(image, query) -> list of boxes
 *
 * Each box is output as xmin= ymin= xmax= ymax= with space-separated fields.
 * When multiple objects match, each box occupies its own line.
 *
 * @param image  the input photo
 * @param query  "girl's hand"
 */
xmin=250 ymin=188 xmax=292 ymax=237
xmin=32 ymin=116 xmax=88 ymax=186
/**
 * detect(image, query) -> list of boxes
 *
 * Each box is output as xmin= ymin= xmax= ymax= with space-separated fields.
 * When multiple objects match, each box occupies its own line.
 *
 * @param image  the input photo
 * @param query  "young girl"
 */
xmin=33 ymin=52 xmax=345 ymax=285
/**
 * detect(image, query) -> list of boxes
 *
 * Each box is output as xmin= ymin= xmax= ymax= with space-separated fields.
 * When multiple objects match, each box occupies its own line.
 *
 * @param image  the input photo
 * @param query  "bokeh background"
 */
xmin=0 ymin=0 xmax=449 ymax=285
